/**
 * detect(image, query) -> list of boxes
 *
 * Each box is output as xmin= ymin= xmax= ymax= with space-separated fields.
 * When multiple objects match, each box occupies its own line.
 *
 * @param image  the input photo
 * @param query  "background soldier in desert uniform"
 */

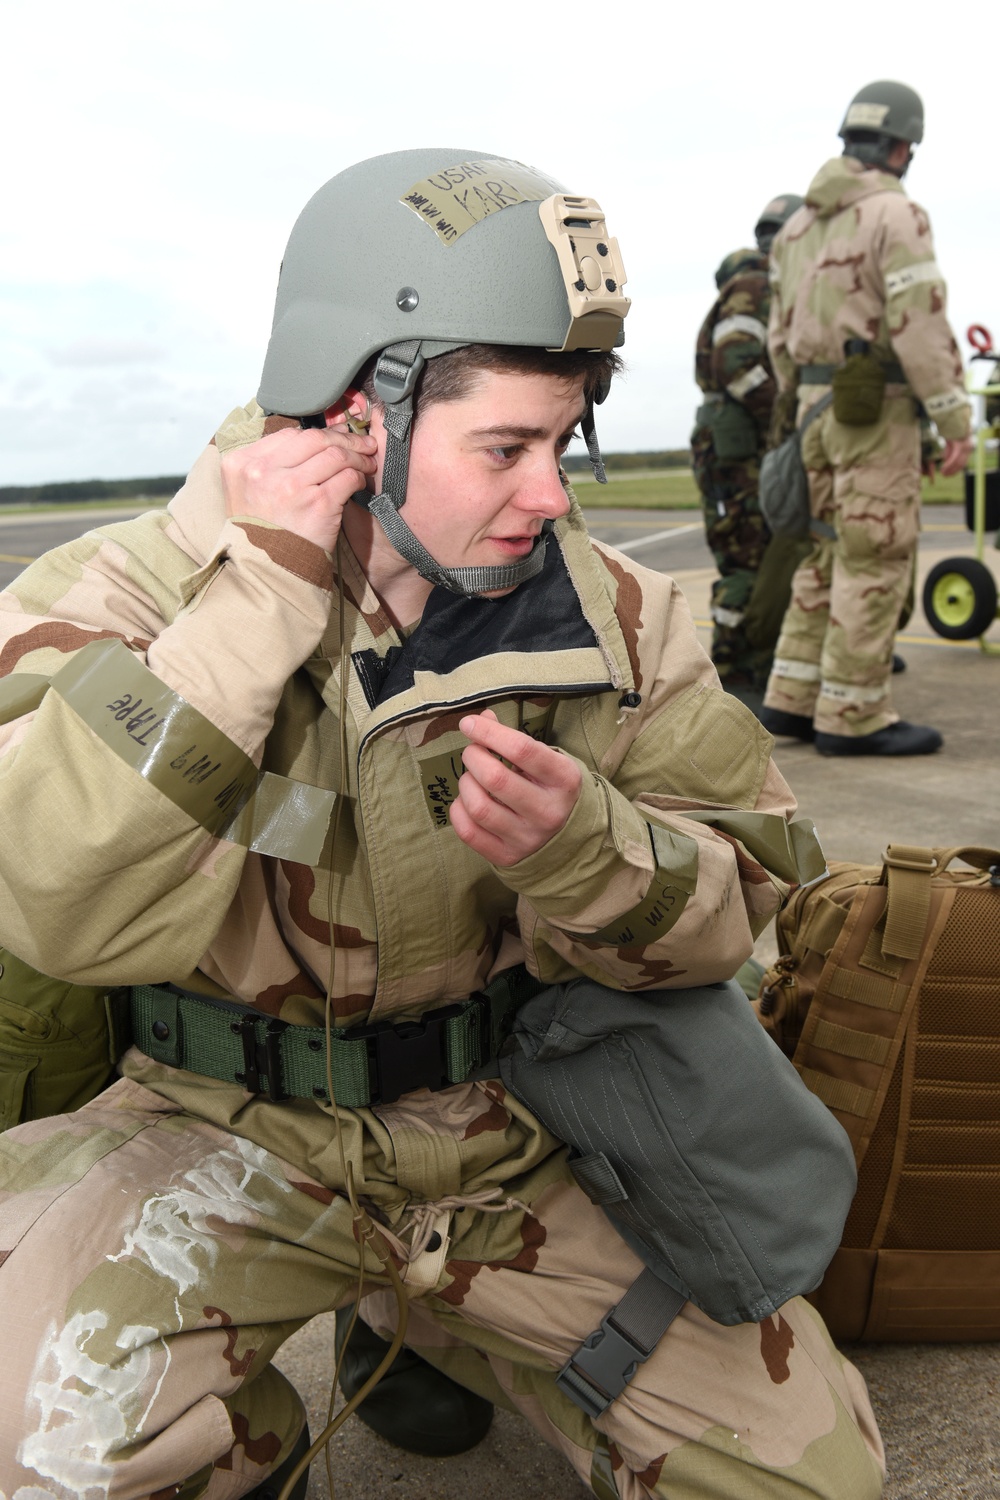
xmin=691 ymin=194 xmax=802 ymax=694
xmin=0 ymin=150 xmax=884 ymax=1500
xmin=760 ymin=81 xmax=974 ymax=755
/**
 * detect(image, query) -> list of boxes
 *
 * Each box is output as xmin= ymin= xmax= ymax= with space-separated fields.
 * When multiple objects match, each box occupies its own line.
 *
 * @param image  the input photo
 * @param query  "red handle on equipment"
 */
xmin=967 ymin=324 xmax=994 ymax=354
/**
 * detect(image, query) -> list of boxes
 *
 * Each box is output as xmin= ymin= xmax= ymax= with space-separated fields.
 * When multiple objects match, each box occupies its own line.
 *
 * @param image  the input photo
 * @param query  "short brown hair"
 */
xmin=360 ymin=343 xmax=622 ymax=413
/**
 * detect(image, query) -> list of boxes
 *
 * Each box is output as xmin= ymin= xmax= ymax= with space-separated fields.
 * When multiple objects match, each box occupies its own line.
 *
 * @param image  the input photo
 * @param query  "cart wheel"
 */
xmin=923 ymin=558 xmax=998 ymax=639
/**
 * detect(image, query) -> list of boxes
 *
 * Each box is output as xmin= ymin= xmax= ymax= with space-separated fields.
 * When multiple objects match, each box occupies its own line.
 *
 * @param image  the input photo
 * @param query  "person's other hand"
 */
xmin=451 ymin=710 xmax=582 ymax=866
xmin=220 ymin=424 xmax=378 ymax=553
xmin=940 ymin=437 xmax=975 ymax=478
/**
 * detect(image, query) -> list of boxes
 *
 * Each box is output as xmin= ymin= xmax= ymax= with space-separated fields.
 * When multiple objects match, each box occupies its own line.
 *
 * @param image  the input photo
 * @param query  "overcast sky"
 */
xmin=2 ymin=0 xmax=997 ymax=485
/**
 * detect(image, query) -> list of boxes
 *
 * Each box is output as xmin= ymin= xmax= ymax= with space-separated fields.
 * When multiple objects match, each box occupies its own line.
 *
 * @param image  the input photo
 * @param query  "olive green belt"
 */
xmin=128 ymin=967 xmax=544 ymax=1108
xmin=799 ymin=361 xmax=907 ymax=385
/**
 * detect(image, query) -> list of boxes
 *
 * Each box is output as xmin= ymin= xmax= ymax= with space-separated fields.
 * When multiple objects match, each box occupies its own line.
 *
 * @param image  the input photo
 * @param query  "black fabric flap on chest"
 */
xmin=355 ymin=539 xmax=600 ymax=708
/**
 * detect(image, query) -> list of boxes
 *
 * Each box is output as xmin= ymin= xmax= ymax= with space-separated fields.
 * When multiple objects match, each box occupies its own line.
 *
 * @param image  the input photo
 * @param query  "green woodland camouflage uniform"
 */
xmin=0 ymin=403 xmax=884 ymax=1500
xmin=763 ymin=156 xmax=972 ymax=736
xmin=691 ymin=249 xmax=776 ymax=688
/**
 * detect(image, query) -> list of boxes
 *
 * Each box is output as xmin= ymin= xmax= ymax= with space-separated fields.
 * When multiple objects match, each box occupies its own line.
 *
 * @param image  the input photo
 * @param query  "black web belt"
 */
xmin=127 ymin=967 xmax=545 ymax=1108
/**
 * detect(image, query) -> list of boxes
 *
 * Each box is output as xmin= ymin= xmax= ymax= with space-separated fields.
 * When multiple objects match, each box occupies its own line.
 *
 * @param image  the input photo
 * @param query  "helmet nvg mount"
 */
xmin=754 ymin=194 xmax=804 ymax=255
xmin=257 ymin=149 xmax=630 ymax=596
xmin=839 ymin=81 xmax=924 ymax=176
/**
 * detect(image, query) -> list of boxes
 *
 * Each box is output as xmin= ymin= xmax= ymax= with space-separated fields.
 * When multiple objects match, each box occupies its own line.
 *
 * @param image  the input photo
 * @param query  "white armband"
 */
xmin=924 ymin=389 xmax=969 ymax=418
xmin=726 ymin=364 xmax=769 ymax=401
xmin=885 ymin=261 xmax=943 ymax=298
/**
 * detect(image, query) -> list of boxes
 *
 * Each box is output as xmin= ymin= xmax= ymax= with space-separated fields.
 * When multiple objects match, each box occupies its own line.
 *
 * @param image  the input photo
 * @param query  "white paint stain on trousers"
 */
xmin=16 ymin=1137 xmax=292 ymax=1499
xmin=17 ymin=1310 xmax=151 ymax=1500
xmin=107 ymin=1136 xmax=293 ymax=1295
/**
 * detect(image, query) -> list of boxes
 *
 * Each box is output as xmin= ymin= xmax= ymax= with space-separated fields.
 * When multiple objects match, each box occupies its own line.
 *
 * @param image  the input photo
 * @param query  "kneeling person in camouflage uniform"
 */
xmin=0 ymin=150 xmax=885 ymax=1499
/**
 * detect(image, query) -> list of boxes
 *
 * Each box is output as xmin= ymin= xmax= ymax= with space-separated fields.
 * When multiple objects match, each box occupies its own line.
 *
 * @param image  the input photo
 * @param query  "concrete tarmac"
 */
xmin=4 ymin=504 xmax=999 ymax=1497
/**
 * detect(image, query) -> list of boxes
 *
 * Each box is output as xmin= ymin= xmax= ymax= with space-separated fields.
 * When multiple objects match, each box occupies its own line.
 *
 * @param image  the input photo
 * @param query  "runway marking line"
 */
xmin=610 ymin=524 xmax=702 ymax=553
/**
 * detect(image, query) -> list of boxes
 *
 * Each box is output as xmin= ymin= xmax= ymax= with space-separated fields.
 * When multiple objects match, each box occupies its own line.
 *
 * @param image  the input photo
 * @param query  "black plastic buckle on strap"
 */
xmin=350 ymin=1001 xmax=470 ymax=1107
xmin=233 ymin=1014 xmax=289 ymax=1102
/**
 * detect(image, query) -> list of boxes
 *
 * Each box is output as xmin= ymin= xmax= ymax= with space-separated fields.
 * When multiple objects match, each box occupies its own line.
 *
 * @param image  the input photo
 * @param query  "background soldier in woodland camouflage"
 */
xmin=691 ymin=194 xmax=802 ymax=696
xmin=760 ymin=81 xmax=974 ymax=755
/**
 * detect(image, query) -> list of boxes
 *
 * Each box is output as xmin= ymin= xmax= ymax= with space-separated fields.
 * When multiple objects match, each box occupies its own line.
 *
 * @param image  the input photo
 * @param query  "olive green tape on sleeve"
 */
xmin=50 ymin=639 xmax=259 ymax=835
xmin=589 ymin=823 xmax=699 ymax=947
xmin=220 ymin=772 xmax=338 ymax=865
xmin=0 ymin=673 xmax=50 ymax=725
xmin=679 ymin=809 xmax=827 ymax=885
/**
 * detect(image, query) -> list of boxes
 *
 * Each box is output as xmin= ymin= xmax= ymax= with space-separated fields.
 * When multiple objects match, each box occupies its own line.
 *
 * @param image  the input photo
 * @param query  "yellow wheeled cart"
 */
xmin=922 ymin=324 xmax=1000 ymax=653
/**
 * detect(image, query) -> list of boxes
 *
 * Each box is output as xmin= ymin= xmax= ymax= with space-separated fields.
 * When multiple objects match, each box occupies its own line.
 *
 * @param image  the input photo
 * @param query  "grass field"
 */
xmin=0 ymin=471 xmax=966 ymax=517
xmin=570 ymin=468 xmax=966 ymax=510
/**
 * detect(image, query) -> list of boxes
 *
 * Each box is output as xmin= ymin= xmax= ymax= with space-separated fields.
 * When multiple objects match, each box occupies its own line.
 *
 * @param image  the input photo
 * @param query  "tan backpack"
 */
xmin=755 ymin=844 xmax=1000 ymax=1342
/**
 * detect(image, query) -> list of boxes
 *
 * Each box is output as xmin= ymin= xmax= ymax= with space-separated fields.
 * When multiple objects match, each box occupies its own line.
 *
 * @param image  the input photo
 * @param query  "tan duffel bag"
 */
xmin=754 ymin=843 xmax=1000 ymax=1342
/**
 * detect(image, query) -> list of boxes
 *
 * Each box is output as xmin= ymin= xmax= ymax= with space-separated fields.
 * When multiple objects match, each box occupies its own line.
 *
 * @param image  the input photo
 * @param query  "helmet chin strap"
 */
xmin=351 ymin=341 xmax=607 ymax=598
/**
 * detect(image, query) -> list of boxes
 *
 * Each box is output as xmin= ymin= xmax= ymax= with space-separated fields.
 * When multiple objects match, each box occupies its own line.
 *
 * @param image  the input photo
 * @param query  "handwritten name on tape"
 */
xmin=419 ymin=747 xmax=466 ymax=829
xmin=53 ymin=639 xmax=258 ymax=832
xmin=400 ymin=158 xmax=554 ymax=246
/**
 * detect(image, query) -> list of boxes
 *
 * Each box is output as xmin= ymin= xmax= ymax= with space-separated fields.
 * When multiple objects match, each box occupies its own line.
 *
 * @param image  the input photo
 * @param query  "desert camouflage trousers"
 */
xmin=0 ymin=1057 xmax=885 ymax=1500
xmin=764 ymin=398 xmax=922 ymax=736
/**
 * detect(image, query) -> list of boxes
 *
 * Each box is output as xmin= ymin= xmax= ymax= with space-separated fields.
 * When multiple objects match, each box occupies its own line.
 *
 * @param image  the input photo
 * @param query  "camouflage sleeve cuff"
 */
xmin=146 ymin=517 xmax=336 ymax=755
xmin=495 ymin=762 xmax=698 ymax=940
xmin=228 ymin=518 xmax=336 ymax=593
xmin=925 ymin=395 xmax=972 ymax=443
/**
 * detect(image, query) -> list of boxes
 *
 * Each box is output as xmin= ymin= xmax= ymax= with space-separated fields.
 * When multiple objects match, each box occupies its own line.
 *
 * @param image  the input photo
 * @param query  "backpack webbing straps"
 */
xmin=556 ymin=1267 xmax=685 ymax=1418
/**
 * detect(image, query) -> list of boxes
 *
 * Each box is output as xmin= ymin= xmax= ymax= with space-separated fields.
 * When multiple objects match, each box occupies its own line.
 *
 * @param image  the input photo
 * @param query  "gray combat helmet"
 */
xmin=839 ymin=81 xmax=924 ymax=176
xmin=754 ymin=193 xmax=804 ymax=255
xmin=257 ymin=149 xmax=630 ymax=595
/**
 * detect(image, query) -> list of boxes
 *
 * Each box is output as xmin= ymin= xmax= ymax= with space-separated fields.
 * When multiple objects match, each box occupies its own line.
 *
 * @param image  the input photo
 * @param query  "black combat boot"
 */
xmin=334 ymin=1308 xmax=493 ymax=1456
xmin=892 ymin=653 xmax=907 ymax=674
xmin=243 ymin=1423 xmax=311 ymax=1500
xmin=815 ymin=721 xmax=943 ymax=756
xmin=757 ymin=707 xmax=816 ymax=742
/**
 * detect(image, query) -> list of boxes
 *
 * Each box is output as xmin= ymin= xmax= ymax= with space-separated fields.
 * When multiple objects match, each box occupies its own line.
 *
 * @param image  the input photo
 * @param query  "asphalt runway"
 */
xmin=0 ymin=499 xmax=982 ymax=603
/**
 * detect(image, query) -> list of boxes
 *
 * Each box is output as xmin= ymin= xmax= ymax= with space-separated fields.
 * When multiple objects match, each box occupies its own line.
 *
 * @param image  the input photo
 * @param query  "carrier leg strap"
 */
xmin=556 ymin=1268 xmax=685 ymax=1418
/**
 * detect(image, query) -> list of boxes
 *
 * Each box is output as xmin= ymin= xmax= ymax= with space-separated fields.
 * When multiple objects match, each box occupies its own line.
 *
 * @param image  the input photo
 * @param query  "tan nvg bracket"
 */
xmin=538 ymin=194 xmax=630 ymax=352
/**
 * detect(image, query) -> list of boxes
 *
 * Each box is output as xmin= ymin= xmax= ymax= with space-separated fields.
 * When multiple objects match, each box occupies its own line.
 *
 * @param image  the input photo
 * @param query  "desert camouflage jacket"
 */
xmin=694 ymin=248 xmax=775 ymax=437
xmin=0 ymin=401 xmax=821 ymax=1030
xmin=768 ymin=156 xmax=971 ymax=442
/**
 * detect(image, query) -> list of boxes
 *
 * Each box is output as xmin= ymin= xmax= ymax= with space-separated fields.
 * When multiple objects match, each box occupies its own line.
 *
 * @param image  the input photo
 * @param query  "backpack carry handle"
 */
xmin=880 ymin=845 xmax=1000 ymax=961
xmin=925 ymin=845 xmax=1000 ymax=873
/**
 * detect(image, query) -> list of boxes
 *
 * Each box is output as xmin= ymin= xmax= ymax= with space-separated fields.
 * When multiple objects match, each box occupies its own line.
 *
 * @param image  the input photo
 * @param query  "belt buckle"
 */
xmin=360 ymin=1003 xmax=465 ymax=1105
xmin=235 ymin=1014 xmax=289 ymax=1101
